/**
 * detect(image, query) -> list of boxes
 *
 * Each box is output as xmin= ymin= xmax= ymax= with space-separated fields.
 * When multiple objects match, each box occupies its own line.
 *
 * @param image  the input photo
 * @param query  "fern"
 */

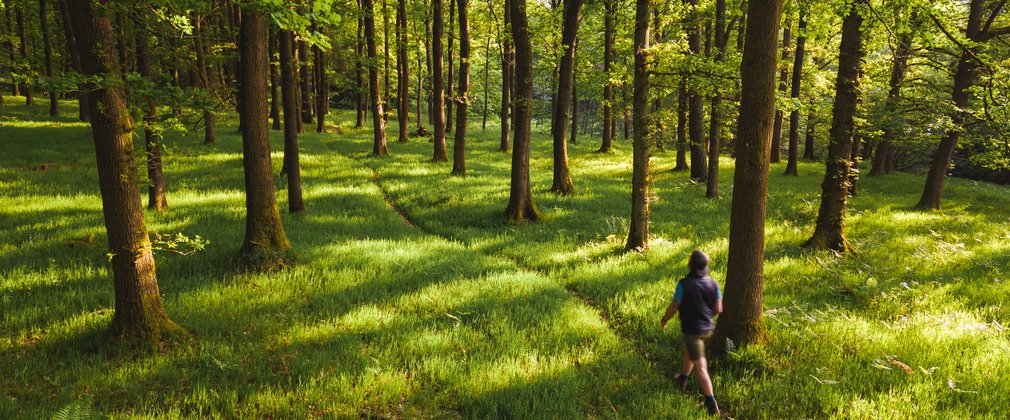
xmin=52 ymin=398 xmax=95 ymax=420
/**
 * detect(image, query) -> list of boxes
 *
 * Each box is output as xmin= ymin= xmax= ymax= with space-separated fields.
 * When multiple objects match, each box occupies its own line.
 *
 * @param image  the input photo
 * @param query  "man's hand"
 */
xmin=661 ymin=317 xmax=668 ymax=329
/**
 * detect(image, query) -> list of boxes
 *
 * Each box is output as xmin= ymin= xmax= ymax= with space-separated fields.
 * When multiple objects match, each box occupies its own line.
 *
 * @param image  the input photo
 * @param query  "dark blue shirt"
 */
xmin=673 ymin=273 xmax=722 ymax=335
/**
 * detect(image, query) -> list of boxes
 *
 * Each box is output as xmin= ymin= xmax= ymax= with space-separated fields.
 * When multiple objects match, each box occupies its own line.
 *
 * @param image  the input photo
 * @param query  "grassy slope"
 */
xmin=2 ymin=98 xmax=1009 ymax=418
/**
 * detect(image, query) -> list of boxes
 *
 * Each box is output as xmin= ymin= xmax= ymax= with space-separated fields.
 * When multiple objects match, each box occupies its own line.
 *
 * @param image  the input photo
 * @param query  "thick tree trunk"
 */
xmin=364 ymin=0 xmax=389 ymax=156
xmin=706 ymin=0 xmax=727 ymax=198
xmin=771 ymin=19 xmax=791 ymax=163
xmin=451 ymin=0 xmax=470 ymax=175
xmin=784 ymin=11 xmax=806 ymax=176
xmin=16 ymin=10 xmax=33 ymax=105
xmin=432 ymin=0 xmax=449 ymax=162
xmin=269 ymin=31 xmax=281 ymax=130
xmin=686 ymin=0 xmax=707 ymax=180
xmin=626 ymin=0 xmax=650 ymax=250
xmin=598 ymin=0 xmax=615 ymax=153
xmin=239 ymin=9 xmax=290 ymax=265
xmin=41 ymin=0 xmax=58 ymax=117
xmin=806 ymin=3 xmax=865 ymax=252
xmin=711 ymin=0 xmax=782 ymax=354
xmin=499 ymin=0 xmax=513 ymax=152
xmin=136 ymin=16 xmax=167 ymax=211
xmin=550 ymin=0 xmax=583 ymax=194
xmin=279 ymin=30 xmax=306 ymax=212
xmin=65 ymin=0 xmax=182 ymax=343
xmin=193 ymin=13 xmax=217 ymax=145
xmin=397 ymin=0 xmax=410 ymax=142
xmin=504 ymin=0 xmax=542 ymax=222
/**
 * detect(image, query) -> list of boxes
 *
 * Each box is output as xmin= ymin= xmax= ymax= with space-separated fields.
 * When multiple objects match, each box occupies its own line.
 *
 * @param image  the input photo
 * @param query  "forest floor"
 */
xmin=2 ymin=99 xmax=1009 ymax=418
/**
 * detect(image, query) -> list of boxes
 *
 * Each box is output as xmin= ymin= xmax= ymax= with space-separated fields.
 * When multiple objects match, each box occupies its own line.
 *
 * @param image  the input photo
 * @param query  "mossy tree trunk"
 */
xmin=65 ymin=0 xmax=182 ymax=344
xmin=805 ymin=1 xmax=866 ymax=252
xmin=626 ymin=0 xmax=650 ymax=251
xmin=711 ymin=0 xmax=782 ymax=355
xmin=451 ymin=0 xmax=470 ymax=176
xmin=364 ymin=0 xmax=389 ymax=156
xmin=504 ymin=0 xmax=542 ymax=222
xmin=238 ymin=8 xmax=291 ymax=265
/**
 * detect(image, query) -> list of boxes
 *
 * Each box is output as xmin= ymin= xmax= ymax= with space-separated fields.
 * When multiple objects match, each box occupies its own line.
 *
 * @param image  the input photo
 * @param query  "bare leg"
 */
xmin=695 ymin=357 xmax=714 ymax=397
xmin=681 ymin=351 xmax=695 ymax=377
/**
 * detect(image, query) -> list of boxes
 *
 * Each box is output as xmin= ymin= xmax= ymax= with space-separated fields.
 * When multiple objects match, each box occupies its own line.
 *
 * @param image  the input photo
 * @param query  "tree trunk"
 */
xmin=136 ymin=15 xmax=167 ymax=212
xmin=397 ymin=0 xmax=410 ymax=142
xmin=570 ymin=80 xmax=579 ymax=145
xmin=65 ymin=0 xmax=182 ymax=343
xmin=16 ymin=9 xmax=33 ymax=105
xmin=598 ymin=0 xmax=615 ymax=153
xmin=279 ymin=30 xmax=306 ymax=212
xmin=706 ymin=0 xmax=727 ymax=198
xmin=806 ymin=2 xmax=865 ymax=252
xmin=622 ymin=80 xmax=630 ymax=139
xmin=784 ymin=10 xmax=806 ymax=176
xmin=6 ymin=8 xmax=20 ymax=98
xmin=425 ymin=18 xmax=433 ymax=125
xmin=238 ymin=9 xmax=290 ymax=265
xmin=446 ymin=0 xmax=456 ymax=134
xmin=40 ymin=0 xmax=58 ymax=117
xmin=269 ymin=30 xmax=281 ymax=130
xmin=626 ymin=0 xmax=651 ymax=250
xmin=432 ymin=0 xmax=449 ymax=162
xmin=364 ymin=0 xmax=390 ymax=156
xmin=917 ymin=0 xmax=987 ymax=210
xmin=499 ymin=0 xmax=513 ymax=152
xmin=673 ymin=79 xmax=689 ymax=171
xmin=711 ymin=0 xmax=782 ymax=355
xmin=314 ymin=39 xmax=327 ymax=133
xmin=803 ymin=112 xmax=815 ymax=160
xmin=686 ymin=0 xmax=707 ymax=181
xmin=451 ymin=0 xmax=470 ymax=175
xmin=550 ymin=0 xmax=583 ymax=195
xmin=383 ymin=0 xmax=391 ymax=121
xmin=56 ymin=0 xmax=89 ymax=122
xmin=504 ymin=0 xmax=542 ymax=222
xmin=771 ymin=19 xmax=791 ymax=163
xmin=355 ymin=5 xmax=365 ymax=128
xmin=298 ymin=38 xmax=313 ymax=125
xmin=193 ymin=13 xmax=217 ymax=145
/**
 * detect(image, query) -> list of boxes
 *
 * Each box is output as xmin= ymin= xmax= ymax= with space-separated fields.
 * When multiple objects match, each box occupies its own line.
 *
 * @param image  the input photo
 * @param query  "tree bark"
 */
xmin=355 ymin=4 xmax=365 ymax=128
xmin=771 ymin=19 xmax=791 ymax=163
xmin=706 ymin=0 xmax=727 ymax=198
xmin=16 ymin=9 xmax=33 ymax=105
xmin=686 ymin=0 xmax=707 ymax=181
xmin=784 ymin=10 xmax=806 ymax=176
xmin=298 ymin=38 xmax=313 ymax=125
xmin=136 ymin=14 xmax=167 ymax=212
xmin=806 ymin=2 xmax=865 ymax=252
xmin=65 ymin=0 xmax=182 ymax=343
xmin=550 ymin=0 xmax=583 ymax=194
xmin=869 ymin=18 xmax=913 ymax=178
xmin=674 ymin=78 xmax=689 ymax=171
xmin=364 ymin=0 xmax=390 ymax=156
xmin=626 ymin=0 xmax=650 ymax=250
xmin=598 ymin=0 xmax=615 ymax=153
xmin=270 ymin=30 xmax=282 ymax=130
xmin=432 ymin=0 xmax=449 ymax=161
xmin=711 ymin=0 xmax=782 ymax=354
xmin=193 ymin=13 xmax=217 ymax=145
xmin=40 ymin=0 xmax=58 ymax=117
xmin=451 ymin=0 xmax=470 ymax=175
xmin=504 ymin=0 xmax=542 ymax=222
xmin=314 ymin=38 xmax=327 ymax=133
xmin=499 ymin=0 xmax=513 ymax=152
xmin=396 ymin=0 xmax=410 ymax=142
xmin=383 ymin=0 xmax=391 ymax=121
xmin=803 ymin=112 xmax=815 ymax=160
xmin=278 ymin=30 xmax=306 ymax=212
xmin=239 ymin=9 xmax=291 ymax=265
xmin=446 ymin=0 xmax=456 ymax=134
xmin=57 ymin=0 xmax=89 ymax=122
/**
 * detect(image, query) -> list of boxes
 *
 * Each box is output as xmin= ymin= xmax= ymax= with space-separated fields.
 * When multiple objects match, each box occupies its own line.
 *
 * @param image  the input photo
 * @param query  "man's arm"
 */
xmin=661 ymin=300 xmax=679 ymax=329
xmin=714 ymin=298 xmax=723 ymax=315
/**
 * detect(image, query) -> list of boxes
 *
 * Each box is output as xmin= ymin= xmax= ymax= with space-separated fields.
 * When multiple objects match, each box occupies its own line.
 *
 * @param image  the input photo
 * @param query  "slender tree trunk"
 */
xmin=432 ymin=0 xmax=449 ymax=162
xmin=15 ymin=9 xmax=32 ymax=105
xmin=784 ymin=10 xmax=807 ymax=176
xmin=803 ymin=112 xmax=815 ymax=160
xmin=686 ymin=0 xmax=707 ymax=180
xmin=40 ymin=0 xmax=58 ymax=117
xmin=355 ymin=5 xmax=365 ymax=128
xmin=136 ymin=15 xmax=167 ymax=211
xmin=626 ymin=0 xmax=651 ymax=250
xmin=6 ymin=8 xmax=20 ymax=98
xmin=65 ymin=0 xmax=182 ymax=343
xmin=771 ymin=19 xmax=791 ymax=163
xmin=499 ymin=0 xmax=513 ymax=152
xmin=314 ymin=39 xmax=327 ymax=133
xmin=269 ymin=30 xmax=282 ymax=130
xmin=279 ymin=30 xmax=306 ymax=212
xmin=806 ymin=2 xmax=865 ymax=252
xmin=872 ymin=14 xmax=915 ymax=177
xmin=711 ymin=0 xmax=782 ymax=355
xmin=451 ymin=0 xmax=470 ymax=175
xmin=58 ymin=0 xmax=89 ymax=122
xmin=504 ymin=0 xmax=542 ymax=222
xmin=193 ymin=13 xmax=217 ymax=145
xmin=397 ymin=0 xmax=410 ymax=142
xmin=383 ymin=0 xmax=391 ymax=121
xmin=364 ymin=0 xmax=390 ymax=156
xmin=570 ymin=78 xmax=579 ymax=145
xmin=298 ymin=39 xmax=313 ymax=125
xmin=416 ymin=15 xmax=427 ymax=132
xmin=673 ymin=79 xmax=689 ymax=171
xmin=446 ymin=0 xmax=456 ymax=134
xmin=598 ymin=0 xmax=615 ymax=153
xmin=550 ymin=0 xmax=583 ymax=195
xmin=622 ymin=80 xmax=630 ymax=139
xmin=481 ymin=28 xmax=490 ymax=131
xmin=425 ymin=18 xmax=433 ymax=125
xmin=706 ymin=0 xmax=727 ymax=198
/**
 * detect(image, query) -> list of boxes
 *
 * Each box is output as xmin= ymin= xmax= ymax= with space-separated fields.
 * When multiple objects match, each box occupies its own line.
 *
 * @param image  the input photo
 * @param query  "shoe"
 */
xmin=675 ymin=374 xmax=689 ymax=391
xmin=704 ymin=397 xmax=720 ymax=415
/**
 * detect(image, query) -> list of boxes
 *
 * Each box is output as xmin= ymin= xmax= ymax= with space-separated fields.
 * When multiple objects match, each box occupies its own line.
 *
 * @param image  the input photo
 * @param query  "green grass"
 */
xmin=2 ymin=97 xmax=1009 ymax=418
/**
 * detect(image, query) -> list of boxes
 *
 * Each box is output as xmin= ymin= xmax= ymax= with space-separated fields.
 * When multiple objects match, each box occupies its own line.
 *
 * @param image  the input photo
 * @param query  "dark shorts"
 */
xmin=683 ymin=331 xmax=713 ymax=360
